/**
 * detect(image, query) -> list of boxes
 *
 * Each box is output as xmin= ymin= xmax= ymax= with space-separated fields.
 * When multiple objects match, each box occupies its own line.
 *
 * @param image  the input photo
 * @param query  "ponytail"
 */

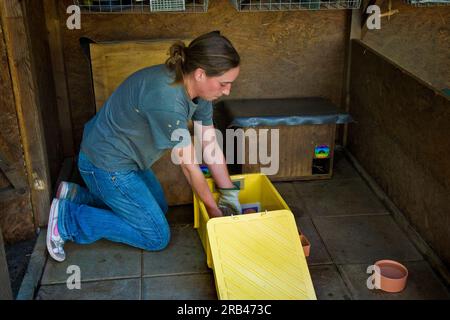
xmin=165 ymin=31 xmax=240 ymax=85
xmin=165 ymin=40 xmax=187 ymax=84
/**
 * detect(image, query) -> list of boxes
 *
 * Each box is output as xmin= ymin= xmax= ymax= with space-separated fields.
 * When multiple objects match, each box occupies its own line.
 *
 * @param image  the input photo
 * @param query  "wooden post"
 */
xmin=0 ymin=228 xmax=13 ymax=300
xmin=341 ymin=7 xmax=363 ymax=147
xmin=43 ymin=0 xmax=75 ymax=158
xmin=0 ymin=0 xmax=52 ymax=227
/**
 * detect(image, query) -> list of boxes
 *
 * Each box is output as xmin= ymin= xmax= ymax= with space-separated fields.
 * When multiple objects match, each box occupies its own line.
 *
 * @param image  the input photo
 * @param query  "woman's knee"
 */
xmin=146 ymin=225 xmax=170 ymax=251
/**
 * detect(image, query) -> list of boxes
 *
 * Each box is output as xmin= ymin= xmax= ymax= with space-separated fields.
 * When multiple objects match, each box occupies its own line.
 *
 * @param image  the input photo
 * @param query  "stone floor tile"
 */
xmin=294 ymin=178 xmax=388 ymax=217
xmin=332 ymin=152 xmax=361 ymax=180
xmin=143 ymin=224 xmax=209 ymax=276
xmin=338 ymin=261 xmax=450 ymax=300
xmin=142 ymin=273 xmax=216 ymax=300
xmin=310 ymin=264 xmax=352 ymax=300
xmin=36 ymin=278 xmax=140 ymax=300
xmin=41 ymin=240 xmax=141 ymax=285
xmin=313 ymin=215 xmax=423 ymax=264
xmin=273 ymin=182 xmax=307 ymax=217
xmin=295 ymin=217 xmax=332 ymax=265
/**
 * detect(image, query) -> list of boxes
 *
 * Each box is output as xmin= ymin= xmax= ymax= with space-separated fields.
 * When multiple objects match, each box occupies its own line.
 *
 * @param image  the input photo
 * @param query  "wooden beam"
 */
xmin=43 ymin=0 xmax=74 ymax=158
xmin=0 ymin=0 xmax=52 ymax=227
xmin=341 ymin=9 xmax=362 ymax=147
xmin=0 ymin=154 xmax=27 ymax=190
xmin=0 ymin=132 xmax=28 ymax=189
xmin=0 ymin=18 xmax=29 ymax=191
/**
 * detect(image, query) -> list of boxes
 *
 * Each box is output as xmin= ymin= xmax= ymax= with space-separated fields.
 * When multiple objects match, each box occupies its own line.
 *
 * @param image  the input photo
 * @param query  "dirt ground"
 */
xmin=5 ymin=235 xmax=37 ymax=299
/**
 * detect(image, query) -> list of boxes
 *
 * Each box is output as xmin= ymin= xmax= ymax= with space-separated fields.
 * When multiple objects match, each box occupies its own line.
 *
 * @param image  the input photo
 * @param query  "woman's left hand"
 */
xmin=217 ymin=187 xmax=242 ymax=215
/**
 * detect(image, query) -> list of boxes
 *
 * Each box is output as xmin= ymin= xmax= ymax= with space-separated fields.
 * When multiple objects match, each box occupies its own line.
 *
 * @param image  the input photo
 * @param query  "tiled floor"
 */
xmin=34 ymin=152 xmax=450 ymax=300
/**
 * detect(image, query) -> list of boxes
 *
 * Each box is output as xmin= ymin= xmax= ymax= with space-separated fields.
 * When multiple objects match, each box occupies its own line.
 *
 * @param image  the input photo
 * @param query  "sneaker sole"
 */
xmin=46 ymin=199 xmax=65 ymax=262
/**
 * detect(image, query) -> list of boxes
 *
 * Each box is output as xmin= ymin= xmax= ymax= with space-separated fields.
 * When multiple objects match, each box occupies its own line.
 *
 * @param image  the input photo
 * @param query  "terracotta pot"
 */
xmin=299 ymin=234 xmax=311 ymax=257
xmin=374 ymin=260 xmax=408 ymax=293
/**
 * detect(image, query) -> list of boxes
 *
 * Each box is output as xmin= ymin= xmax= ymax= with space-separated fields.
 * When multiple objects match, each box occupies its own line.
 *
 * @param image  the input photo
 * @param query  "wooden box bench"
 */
xmin=213 ymin=97 xmax=352 ymax=181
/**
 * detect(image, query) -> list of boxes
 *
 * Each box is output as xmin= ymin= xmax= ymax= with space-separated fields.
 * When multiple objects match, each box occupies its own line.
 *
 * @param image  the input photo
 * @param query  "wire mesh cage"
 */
xmin=150 ymin=0 xmax=185 ymax=11
xmin=230 ymin=0 xmax=362 ymax=11
xmin=405 ymin=0 xmax=450 ymax=6
xmin=73 ymin=0 xmax=209 ymax=13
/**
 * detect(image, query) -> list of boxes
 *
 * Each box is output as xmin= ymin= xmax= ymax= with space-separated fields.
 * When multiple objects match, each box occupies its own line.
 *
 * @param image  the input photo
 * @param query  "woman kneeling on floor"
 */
xmin=47 ymin=31 xmax=242 ymax=262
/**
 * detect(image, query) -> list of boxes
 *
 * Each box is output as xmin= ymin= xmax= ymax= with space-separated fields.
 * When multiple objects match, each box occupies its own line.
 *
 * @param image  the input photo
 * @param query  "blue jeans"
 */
xmin=57 ymin=152 xmax=170 ymax=251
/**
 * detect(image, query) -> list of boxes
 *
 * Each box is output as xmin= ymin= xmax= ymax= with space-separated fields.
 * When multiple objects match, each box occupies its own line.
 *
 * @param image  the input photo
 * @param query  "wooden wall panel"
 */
xmin=348 ymin=40 xmax=450 ymax=269
xmin=89 ymin=39 xmax=191 ymax=111
xmin=43 ymin=0 xmax=75 ymax=158
xmin=1 ymin=0 xmax=52 ymax=228
xmin=0 ymin=189 xmax=34 ymax=243
xmin=363 ymin=0 xmax=450 ymax=91
xmin=23 ymin=0 xmax=64 ymax=187
xmin=57 ymin=0 xmax=349 ymax=149
xmin=0 ymin=18 xmax=35 ymax=242
xmin=0 ymin=28 xmax=27 ymax=190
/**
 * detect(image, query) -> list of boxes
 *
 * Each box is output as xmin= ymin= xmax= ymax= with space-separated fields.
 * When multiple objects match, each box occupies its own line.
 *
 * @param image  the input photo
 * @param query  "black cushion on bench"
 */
xmin=213 ymin=97 xmax=352 ymax=129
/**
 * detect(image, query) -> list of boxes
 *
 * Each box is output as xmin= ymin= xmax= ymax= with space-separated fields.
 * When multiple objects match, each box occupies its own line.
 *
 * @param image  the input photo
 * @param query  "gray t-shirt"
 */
xmin=80 ymin=64 xmax=213 ymax=171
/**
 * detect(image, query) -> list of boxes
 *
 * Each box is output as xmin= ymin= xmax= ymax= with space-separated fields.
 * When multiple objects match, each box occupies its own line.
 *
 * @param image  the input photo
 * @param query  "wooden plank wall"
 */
xmin=57 ymin=0 xmax=350 ymax=149
xmin=43 ymin=0 xmax=75 ymax=158
xmin=22 ymin=0 xmax=65 ymax=188
xmin=363 ymin=0 xmax=450 ymax=91
xmin=348 ymin=40 xmax=450 ymax=269
xmin=0 ymin=17 xmax=35 ymax=242
xmin=1 ymin=0 xmax=63 ymax=231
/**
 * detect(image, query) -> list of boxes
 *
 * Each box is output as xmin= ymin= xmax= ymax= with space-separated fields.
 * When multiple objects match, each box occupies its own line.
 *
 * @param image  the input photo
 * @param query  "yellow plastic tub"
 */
xmin=193 ymin=173 xmax=291 ymax=268
xmin=193 ymin=173 xmax=316 ymax=300
xmin=207 ymin=210 xmax=317 ymax=300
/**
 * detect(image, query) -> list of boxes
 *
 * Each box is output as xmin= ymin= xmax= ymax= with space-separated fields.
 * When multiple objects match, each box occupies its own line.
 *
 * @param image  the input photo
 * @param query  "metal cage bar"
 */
xmin=230 ymin=0 xmax=362 ymax=11
xmin=405 ymin=0 xmax=450 ymax=7
xmin=73 ymin=0 xmax=209 ymax=13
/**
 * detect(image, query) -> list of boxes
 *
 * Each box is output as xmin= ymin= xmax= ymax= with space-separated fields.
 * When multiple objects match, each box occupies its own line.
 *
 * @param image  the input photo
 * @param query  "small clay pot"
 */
xmin=374 ymin=260 xmax=408 ymax=293
xmin=299 ymin=234 xmax=311 ymax=257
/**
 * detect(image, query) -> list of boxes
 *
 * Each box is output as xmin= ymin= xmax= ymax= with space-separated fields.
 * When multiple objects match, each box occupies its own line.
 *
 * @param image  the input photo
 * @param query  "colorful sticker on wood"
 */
xmin=315 ymin=145 xmax=330 ymax=159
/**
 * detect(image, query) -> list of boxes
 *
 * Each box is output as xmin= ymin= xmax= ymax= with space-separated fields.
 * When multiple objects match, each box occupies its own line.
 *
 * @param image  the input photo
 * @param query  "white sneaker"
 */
xmin=56 ymin=181 xmax=77 ymax=201
xmin=46 ymin=199 xmax=66 ymax=262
